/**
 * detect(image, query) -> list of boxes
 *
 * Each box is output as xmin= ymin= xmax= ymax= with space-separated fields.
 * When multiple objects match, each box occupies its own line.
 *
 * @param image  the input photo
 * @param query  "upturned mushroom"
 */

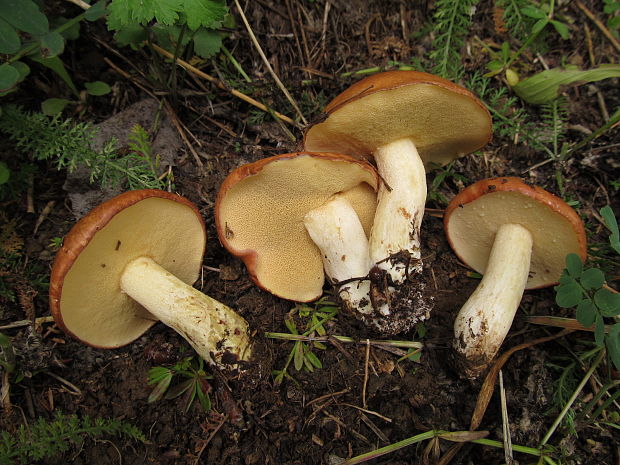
xmin=215 ymin=152 xmax=379 ymax=316
xmin=444 ymin=177 xmax=587 ymax=378
xmin=304 ymin=70 xmax=492 ymax=320
xmin=50 ymin=189 xmax=252 ymax=368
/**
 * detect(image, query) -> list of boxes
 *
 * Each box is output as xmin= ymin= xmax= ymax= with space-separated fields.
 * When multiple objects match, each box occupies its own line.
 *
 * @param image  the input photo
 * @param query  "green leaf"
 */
xmin=148 ymin=375 xmax=172 ymax=403
xmin=576 ymin=299 xmax=596 ymax=327
xmin=600 ymin=205 xmax=620 ymax=254
xmin=113 ymin=24 xmax=148 ymax=47
xmin=0 ymin=16 xmax=20 ymax=54
xmin=581 ymin=268 xmax=605 ymax=290
xmin=305 ymin=351 xmax=322 ymax=369
xmin=107 ymin=0 xmax=182 ymax=30
xmin=293 ymin=342 xmax=304 ymax=371
xmin=594 ymin=315 xmax=605 ymax=346
xmin=0 ymin=63 xmax=20 ymax=92
xmin=0 ymin=0 xmax=48 ymax=36
xmin=85 ymin=81 xmax=111 ymax=96
xmin=521 ymin=6 xmax=546 ymax=19
xmin=42 ymin=98 xmax=72 ymax=115
xmin=531 ymin=18 xmax=549 ymax=35
xmin=195 ymin=384 xmax=211 ymax=411
xmin=40 ymin=31 xmax=65 ymax=58
xmin=29 ymin=55 xmax=79 ymax=96
xmin=183 ymin=0 xmax=227 ymax=30
xmin=550 ymin=20 xmax=570 ymax=39
xmin=565 ymin=253 xmax=583 ymax=278
xmin=556 ymin=282 xmax=583 ymax=308
xmin=606 ymin=323 xmax=620 ymax=372
xmin=513 ymin=64 xmax=620 ymax=104
xmin=0 ymin=161 xmax=9 ymax=184
xmin=85 ymin=1 xmax=108 ymax=21
xmin=594 ymin=288 xmax=620 ymax=317
xmin=192 ymin=28 xmax=223 ymax=58
xmin=284 ymin=317 xmax=298 ymax=335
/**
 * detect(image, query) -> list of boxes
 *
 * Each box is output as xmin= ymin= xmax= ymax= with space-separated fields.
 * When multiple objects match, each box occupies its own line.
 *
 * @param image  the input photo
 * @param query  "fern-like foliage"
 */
xmin=539 ymin=96 xmax=569 ymax=158
xmin=430 ymin=0 xmax=480 ymax=80
xmin=496 ymin=0 xmax=531 ymax=41
xmin=0 ymin=106 xmax=169 ymax=190
xmin=0 ymin=412 xmax=147 ymax=464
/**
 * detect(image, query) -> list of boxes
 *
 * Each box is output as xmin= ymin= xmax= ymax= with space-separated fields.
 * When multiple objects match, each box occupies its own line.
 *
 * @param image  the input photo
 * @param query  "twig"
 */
xmin=499 ymin=371 xmax=514 ymax=464
xmin=575 ymin=0 xmax=620 ymax=53
xmin=264 ymin=332 xmax=423 ymax=349
xmin=163 ymin=100 xmax=204 ymax=168
xmin=151 ymin=44 xmax=298 ymax=127
xmin=46 ymin=371 xmax=81 ymax=395
xmin=233 ymin=0 xmax=308 ymax=125
xmin=362 ymin=339 xmax=370 ymax=409
xmin=0 ymin=316 xmax=55 ymax=331
xmin=193 ymin=414 xmax=227 ymax=465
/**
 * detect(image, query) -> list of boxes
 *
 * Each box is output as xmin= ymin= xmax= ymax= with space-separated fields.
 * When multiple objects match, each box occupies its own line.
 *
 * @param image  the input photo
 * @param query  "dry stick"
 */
xmin=233 ymin=0 xmax=308 ymax=125
xmin=499 ymin=371 xmax=514 ymax=465
xmin=0 ymin=316 xmax=54 ymax=331
xmin=436 ymin=329 xmax=573 ymax=465
xmin=575 ymin=0 xmax=620 ymax=53
xmin=362 ymin=339 xmax=370 ymax=409
xmin=151 ymin=44 xmax=298 ymax=127
xmin=193 ymin=414 xmax=227 ymax=465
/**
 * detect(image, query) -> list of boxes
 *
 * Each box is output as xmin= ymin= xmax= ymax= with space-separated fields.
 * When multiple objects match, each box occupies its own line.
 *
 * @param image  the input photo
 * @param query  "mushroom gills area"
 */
xmin=371 ymin=137 xmax=426 ymax=284
xmin=58 ymin=197 xmax=205 ymax=347
xmin=446 ymin=191 xmax=583 ymax=288
xmin=121 ymin=257 xmax=252 ymax=365
xmin=454 ymin=223 xmax=533 ymax=377
xmin=304 ymin=195 xmax=372 ymax=315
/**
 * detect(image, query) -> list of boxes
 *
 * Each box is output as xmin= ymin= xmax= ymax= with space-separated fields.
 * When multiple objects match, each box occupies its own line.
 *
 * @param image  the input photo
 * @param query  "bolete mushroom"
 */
xmin=304 ymin=70 xmax=492 ymax=318
xmin=444 ymin=177 xmax=587 ymax=378
xmin=215 ymin=152 xmax=379 ymax=315
xmin=50 ymin=189 xmax=251 ymax=368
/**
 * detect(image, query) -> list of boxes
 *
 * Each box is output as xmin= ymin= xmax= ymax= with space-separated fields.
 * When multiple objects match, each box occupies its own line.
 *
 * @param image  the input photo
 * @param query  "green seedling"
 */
xmin=427 ymin=161 xmax=467 ymax=206
xmin=0 ymin=412 xmax=146 ymax=465
xmin=272 ymin=297 xmax=339 ymax=384
xmin=555 ymin=207 xmax=620 ymax=370
xmin=147 ymin=356 xmax=213 ymax=413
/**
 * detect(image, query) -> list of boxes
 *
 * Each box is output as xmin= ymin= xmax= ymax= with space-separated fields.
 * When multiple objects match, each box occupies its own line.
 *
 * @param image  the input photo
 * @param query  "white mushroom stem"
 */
xmin=454 ymin=223 xmax=533 ymax=378
xmin=370 ymin=138 xmax=426 ymax=284
xmin=120 ymin=256 xmax=252 ymax=367
xmin=303 ymin=196 xmax=373 ymax=315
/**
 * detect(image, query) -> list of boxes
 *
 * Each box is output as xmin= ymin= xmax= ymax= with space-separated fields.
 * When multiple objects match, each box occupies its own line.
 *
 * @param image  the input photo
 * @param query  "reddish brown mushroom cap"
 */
xmin=444 ymin=177 xmax=587 ymax=289
xmin=50 ymin=190 xmax=206 ymax=348
xmin=215 ymin=152 xmax=379 ymax=302
xmin=304 ymin=70 xmax=492 ymax=168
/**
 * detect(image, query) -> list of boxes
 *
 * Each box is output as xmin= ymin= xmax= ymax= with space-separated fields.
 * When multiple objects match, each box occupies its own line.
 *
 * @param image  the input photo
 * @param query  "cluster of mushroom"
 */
xmin=49 ymin=70 xmax=587 ymax=379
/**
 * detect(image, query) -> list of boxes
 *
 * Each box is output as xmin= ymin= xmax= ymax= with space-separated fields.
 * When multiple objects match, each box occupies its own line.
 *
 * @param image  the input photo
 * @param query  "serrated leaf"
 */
xmin=183 ymin=0 xmax=227 ymax=31
xmin=0 ymin=0 xmax=48 ymax=36
xmin=606 ymin=324 xmax=620 ymax=372
xmin=566 ymin=253 xmax=583 ymax=278
xmin=594 ymin=315 xmax=605 ymax=346
xmin=193 ymin=28 xmax=223 ymax=58
xmin=556 ymin=282 xmax=583 ymax=308
xmin=42 ymin=98 xmax=72 ymax=115
xmin=107 ymin=0 xmax=183 ymax=30
xmin=0 ymin=17 xmax=20 ymax=54
xmin=85 ymin=81 xmax=111 ymax=96
xmin=40 ymin=31 xmax=65 ymax=58
xmin=0 ymin=63 xmax=19 ymax=92
xmin=581 ymin=268 xmax=605 ymax=290
xmin=576 ymin=299 xmax=596 ymax=327
xmin=85 ymin=1 xmax=108 ymax=21
xmin=513 ymin=64 xmax=620 ymax=104
xmin=594 ymin=288 xmax=620 ymax=317
xmin=600 ymin=205 xmax=620 ymax=254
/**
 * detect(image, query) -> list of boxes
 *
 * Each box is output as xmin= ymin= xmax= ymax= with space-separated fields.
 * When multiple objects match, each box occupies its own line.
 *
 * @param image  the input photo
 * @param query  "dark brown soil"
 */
xmin=1 ymin=1 xmax=618 ymax=465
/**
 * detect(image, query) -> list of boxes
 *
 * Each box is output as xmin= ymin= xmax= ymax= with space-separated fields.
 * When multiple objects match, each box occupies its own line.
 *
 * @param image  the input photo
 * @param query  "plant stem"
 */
xmin=265 ymin=332 xmax=423 ymax=350
xmin=341 ymin=430 xmax=437 ymax=464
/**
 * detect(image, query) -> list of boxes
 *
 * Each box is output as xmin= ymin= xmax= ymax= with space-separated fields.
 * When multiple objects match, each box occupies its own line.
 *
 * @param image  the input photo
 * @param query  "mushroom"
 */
xmin=304 ymin=70 xmax=492 ymax=320
xmin=215 ymin=152 xmax=379 ymax=313
xmin=50 ymin=189 xmax=252 ymax=368
xmin=443 ymin=177 xmax=587 ymax=378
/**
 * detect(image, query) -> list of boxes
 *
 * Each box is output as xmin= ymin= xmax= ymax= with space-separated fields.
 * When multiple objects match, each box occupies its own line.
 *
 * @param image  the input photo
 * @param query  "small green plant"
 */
xmin=0 ymin=0 xmax=108 ymax=108
xmin=555 ymin=206 xmax=620 ymax=371
xmin=0 ymin=106 xmax=171 ymax=195
xmin=427 ymin=161 xmax=467 ymax=206
xmin=147 ymin=356 xmax=213 ymax=412
xmin=604 ymin=0 xmax=620 ymax=37
xmin=272 ymin=297 xmax=339 ymax=384
xmin=0 ymin=412 xmax=146 ymax=464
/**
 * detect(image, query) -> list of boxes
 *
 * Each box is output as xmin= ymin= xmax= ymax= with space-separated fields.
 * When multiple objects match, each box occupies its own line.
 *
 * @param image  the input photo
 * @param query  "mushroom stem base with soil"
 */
xmin=304 ymin=195 xmax=373 ymax=316
xmin=121 ymin=257 xmax=252 ymax=367
xmin=453 ymin=223 xmax=533 ymax=378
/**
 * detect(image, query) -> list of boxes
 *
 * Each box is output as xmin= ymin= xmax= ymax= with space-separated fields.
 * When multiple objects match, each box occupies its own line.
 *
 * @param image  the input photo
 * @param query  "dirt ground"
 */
xmin=1 ymin=1 xmax=619 ymax=464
